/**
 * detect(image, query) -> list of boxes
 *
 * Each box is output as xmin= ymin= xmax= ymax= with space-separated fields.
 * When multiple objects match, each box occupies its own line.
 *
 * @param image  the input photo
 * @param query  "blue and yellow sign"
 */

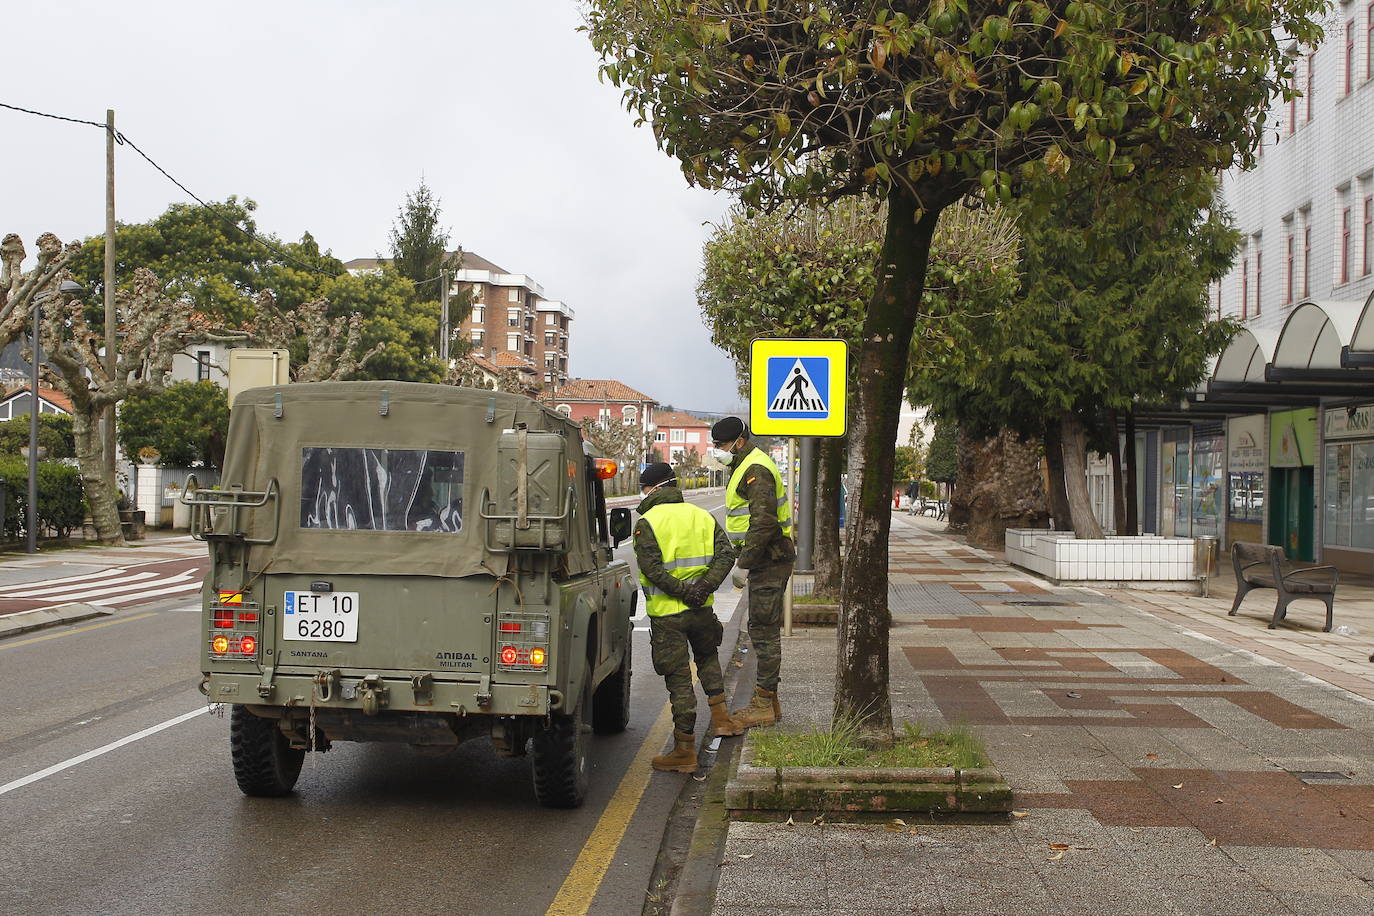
xmin=749 ymin=338 xmax=848 ymax=437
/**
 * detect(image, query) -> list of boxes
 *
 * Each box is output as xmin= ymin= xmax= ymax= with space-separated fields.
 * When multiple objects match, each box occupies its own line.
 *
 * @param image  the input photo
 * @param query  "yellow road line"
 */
xmin=546 ymin=701 xmax=676 ymax=916
xmin=0 ymin=611 xmax=158 ymax=650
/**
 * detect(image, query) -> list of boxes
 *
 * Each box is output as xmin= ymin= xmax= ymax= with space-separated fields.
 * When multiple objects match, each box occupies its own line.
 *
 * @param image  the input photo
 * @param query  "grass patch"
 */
xmin=792 ymin=593 xmax=839 ymax=605
xmin=751 ymin=720 xmax=987 ymax=770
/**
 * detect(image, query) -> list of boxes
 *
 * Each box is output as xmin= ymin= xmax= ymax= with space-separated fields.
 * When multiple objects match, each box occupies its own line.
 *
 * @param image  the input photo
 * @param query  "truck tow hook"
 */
xmin=359 ymin=674 xmax=389 ymax=716
xmin=312 ymin=669 xmax=342 ymax=702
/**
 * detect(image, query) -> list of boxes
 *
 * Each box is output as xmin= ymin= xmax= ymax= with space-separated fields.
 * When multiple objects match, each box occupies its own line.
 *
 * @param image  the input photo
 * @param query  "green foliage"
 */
xmin=894 ymin=445 xmax=920 ymax=483
xmin=68 ymin=197 xmax=344 ymax=327
xmin=910 ymin=167 xmax=1240 ymax=440
xmin=925 ymin=419 xmax=959 ymax=483
xmin=586 ymin=1 xmax=1321 ymax=212
xmin=0 ymin=414 xmax=75 ymax=459
xmin=387 ymin=180 xmax=472 ymax=357
xmin=0 ymin=458 xmax=85 ymax=540
xmin=322 ymin=268 xmax=447 ymax=382
xmin=751 ymin=717 xmax=987 ymax=769
xmin=118 ymin=381 xmax=230 ymax=469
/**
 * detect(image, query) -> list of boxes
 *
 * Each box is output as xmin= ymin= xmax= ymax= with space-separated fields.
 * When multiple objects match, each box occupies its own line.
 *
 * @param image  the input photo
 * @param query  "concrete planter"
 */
xmin=1004 ymin=528 xmax=1197 ymax=590
xmin=724 ymin=734 xmax=1012 ymax=815
xmin=791 ymin=603 xmax=838 ymax=626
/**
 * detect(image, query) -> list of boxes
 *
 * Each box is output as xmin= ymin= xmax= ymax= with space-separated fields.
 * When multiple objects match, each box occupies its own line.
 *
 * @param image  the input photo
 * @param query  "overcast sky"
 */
xmin=2 ymin=1 xmax=747 ymax=414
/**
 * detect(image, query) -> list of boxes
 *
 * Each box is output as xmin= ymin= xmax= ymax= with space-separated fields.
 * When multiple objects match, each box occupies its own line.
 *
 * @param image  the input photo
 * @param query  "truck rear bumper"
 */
xmin=204 ymin=671 xmax=554 ymax=716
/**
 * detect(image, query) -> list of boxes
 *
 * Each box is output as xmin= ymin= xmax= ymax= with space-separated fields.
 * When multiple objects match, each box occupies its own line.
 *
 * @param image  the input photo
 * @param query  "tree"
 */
xmin=1 ymin=233 xmax=81 ymax=350
xmin=925 ymin=419 xmax=958 ymax=485
xmin=387 ymin=180 xmax=472 ymax=357
xmin=0 ymin=414 xmax=75 ymax=460
xmin=36 ymin=268 xmax=190 ymax=544
xmin=118 ymin=381 xmax=230 ymax=470
xmin=910 ymin=167 xmax=1240 ymax=538
xmin=252 ymin=292 xmax=381 ymax=382
xmin=587 ymin=0 xmax=1319 ymax=742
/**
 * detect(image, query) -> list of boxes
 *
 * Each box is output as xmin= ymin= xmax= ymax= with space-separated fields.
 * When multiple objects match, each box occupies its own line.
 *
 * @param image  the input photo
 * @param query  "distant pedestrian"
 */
xmin=632 ymin=462 xmax=742 ymax=774
xmin=709 ymin=417 xmax=795 ymax=729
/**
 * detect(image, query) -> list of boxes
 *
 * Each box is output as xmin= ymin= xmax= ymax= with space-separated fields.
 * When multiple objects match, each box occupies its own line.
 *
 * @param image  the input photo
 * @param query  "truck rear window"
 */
xmin=300 ymin=447 xmax=465 ymax=533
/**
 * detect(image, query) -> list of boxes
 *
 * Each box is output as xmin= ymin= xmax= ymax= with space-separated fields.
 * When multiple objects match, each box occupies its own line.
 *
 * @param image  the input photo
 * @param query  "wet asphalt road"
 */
xmin=0 ymin=490 xmax=730 ymax=916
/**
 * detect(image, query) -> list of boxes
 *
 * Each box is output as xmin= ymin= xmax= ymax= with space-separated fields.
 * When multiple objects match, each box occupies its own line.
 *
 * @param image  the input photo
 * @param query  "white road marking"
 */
xmin=25 ymin=571 xmax=200 ymax=605
xmin=0 ymin=706 xmax=210 ymax=797
xmin=1 ymin=571 xmax=159 ymax=598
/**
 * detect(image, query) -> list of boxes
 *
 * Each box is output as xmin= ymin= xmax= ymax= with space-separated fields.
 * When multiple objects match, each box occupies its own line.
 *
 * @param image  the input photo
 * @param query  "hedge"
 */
xmin=0 ymin=458 xmax=86 ymax=540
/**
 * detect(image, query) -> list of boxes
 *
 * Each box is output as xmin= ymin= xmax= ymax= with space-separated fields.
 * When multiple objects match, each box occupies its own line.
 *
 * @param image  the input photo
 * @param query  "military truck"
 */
xmin=190 ymin=382 xmax=636 ymax=808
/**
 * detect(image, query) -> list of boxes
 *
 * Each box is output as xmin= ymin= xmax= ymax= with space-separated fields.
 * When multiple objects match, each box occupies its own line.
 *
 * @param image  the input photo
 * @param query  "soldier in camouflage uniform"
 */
xmin=710 ymin=417 xmax=795 ymax=729
xmin=632 ymin=463 xmax=741 ymax=774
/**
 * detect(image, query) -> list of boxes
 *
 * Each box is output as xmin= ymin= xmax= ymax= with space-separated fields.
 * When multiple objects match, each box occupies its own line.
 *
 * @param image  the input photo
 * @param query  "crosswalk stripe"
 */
xmin=1 ymin=571 xmax=159 ymax=599
xmin=38 ymin=572 xmax=200 ymax=606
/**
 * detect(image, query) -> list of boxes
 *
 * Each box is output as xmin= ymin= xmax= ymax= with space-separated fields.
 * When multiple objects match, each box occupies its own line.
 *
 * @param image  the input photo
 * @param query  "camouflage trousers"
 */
xmin=649 ymin=606 xmax=726 ymax=735
xmin=747 ymin=560 xmax=794 ymax=692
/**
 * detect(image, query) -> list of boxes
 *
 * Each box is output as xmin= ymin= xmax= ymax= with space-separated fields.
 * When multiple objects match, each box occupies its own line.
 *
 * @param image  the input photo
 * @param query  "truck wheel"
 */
xmin=531 ymin=692 xmax=589 ymax=808
xmin=592 ymin=638 xmax=631 ymax=735
xmin=230 ymin=704 xmax=304 ymax=798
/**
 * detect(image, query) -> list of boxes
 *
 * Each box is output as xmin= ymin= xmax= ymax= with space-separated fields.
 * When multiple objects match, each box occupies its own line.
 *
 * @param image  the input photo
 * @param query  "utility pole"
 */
xmin=102 ymin=109 xmax=117 ymax=486
xmin=439 ymin=268 xmax=450 ymax=362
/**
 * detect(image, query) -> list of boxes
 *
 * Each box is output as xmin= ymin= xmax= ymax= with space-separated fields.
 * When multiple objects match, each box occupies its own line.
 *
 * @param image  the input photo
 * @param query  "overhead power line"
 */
xmin=0 ymin=101 xmax=352 ymax=282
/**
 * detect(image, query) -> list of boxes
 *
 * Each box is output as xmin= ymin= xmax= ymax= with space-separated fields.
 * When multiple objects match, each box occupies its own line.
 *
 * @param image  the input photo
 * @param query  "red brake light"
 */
xmin=239 ymin=635 xmax=257 ymax=655
xmin=500 ymin=645 xmax=518 ymax=665
xmin=238 ymin=611 xmax=259 ymax=625
xmin=213 ymin=608 xmax=235 ymax=628
xmin=499 ymin=621 xmax=522 ymax=632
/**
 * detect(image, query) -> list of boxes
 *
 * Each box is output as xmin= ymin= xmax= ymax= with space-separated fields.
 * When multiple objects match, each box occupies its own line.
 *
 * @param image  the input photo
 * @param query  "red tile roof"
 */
xmin=654 ymin=410 xmax=710 ymax=428
xmin=1 ymin=385 xmax=73 ymax=414
xmin=548 ymin=379 xmax=656 ymax=403
xmin=490 ymin=351 xmax=536 ymax=373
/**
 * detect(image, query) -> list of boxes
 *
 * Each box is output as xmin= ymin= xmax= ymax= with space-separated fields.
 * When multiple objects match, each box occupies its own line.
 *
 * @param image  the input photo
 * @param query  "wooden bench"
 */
xmin=1227 ymin=542 xmax=1339 ymax=632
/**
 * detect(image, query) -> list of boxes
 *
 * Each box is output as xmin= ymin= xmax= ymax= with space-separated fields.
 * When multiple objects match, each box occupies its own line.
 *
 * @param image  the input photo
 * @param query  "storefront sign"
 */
xmin=1324 ymin=404 xmax=1374 ymax=441
xmin=1270 ymin=407 xmax=1316 ymax=468
xmin=1228 ymin=415 xmax=1266 ymax=472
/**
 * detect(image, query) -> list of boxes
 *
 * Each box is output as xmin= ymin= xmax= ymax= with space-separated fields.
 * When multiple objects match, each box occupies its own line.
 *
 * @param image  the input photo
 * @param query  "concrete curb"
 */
xmin=724 ymin=735 xmax=1014 ymax=815
xmin=0 ymin=603 xmax=116 ymax=639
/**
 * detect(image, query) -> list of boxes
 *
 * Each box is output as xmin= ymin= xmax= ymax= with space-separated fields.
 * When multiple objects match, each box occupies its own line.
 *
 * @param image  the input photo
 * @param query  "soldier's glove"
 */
xmin=682 ymin=581 xmax=713 ymax=608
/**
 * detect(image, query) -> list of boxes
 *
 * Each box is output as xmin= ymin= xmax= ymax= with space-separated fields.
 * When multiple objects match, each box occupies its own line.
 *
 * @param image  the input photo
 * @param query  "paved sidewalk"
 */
xmin=713 ymin=515 xmax=1374 ymax=915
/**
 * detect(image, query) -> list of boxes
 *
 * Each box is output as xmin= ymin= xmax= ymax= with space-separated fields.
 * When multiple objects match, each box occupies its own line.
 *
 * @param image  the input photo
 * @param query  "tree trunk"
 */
xmin=73 ymin=407 xmax=125 ymax=545
xmin=944 ymin=429 xmax=977 ymax=533
xmin=965 ymin=429 xmax=1049 ymax=549
xmin=1043 ymin=422 xmax=1071 ymax=531
xmin=1059 ymin=412 xmax=1103 ymax=539
xmin=1124 ymin=411 xmax=1139 ymax=536
xmin=814 ymin=435 xmax=843 ymax=598
xmin=835 ymin=192 xmax=940 ymax=746
xmin=1107 ymin=410 xmax=1126 ymax=536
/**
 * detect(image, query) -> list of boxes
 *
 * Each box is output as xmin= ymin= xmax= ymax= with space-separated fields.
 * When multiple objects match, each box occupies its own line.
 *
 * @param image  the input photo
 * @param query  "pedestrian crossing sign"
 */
xmin=749 ymin=338 xmax=847 ymax=437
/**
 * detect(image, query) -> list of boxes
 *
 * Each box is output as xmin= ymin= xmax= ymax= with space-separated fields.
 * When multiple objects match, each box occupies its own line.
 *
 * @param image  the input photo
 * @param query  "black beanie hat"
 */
xmin=710 ymin=416 xmax=746 ymax=444
xmin=639 ymin=462 xmax=676 ymax=488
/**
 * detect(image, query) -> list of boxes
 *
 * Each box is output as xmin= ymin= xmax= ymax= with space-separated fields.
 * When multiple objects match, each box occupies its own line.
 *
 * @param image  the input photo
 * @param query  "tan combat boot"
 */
xmin=709 ymin=694 xmax=744 ymax=737
xmin=730 ymin=688 xmax=778 ymax=729
xmin=651 ymin=731 xmax=699 ymax=773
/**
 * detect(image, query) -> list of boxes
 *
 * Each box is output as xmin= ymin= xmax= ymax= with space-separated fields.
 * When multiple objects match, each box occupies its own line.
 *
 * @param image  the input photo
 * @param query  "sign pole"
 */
xmin=784 ymin=436 xmax=796 ymax=637
xmin=796 ymin=437 xmax=816 ymax=573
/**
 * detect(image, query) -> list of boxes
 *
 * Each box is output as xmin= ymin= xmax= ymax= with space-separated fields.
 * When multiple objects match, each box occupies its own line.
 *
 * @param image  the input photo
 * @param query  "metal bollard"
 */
xmin=1195 ymin=535 xmax=1219 ymax=597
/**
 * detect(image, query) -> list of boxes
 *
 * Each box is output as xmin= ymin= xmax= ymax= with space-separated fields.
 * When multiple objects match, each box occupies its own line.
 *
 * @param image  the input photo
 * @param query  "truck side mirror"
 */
xmin=609 ymin=507 xmax=632 ymax=547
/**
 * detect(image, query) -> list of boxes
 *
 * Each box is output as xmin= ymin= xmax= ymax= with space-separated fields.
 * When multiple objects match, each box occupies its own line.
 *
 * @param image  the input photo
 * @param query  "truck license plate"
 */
xmin=284 ymin=591 xmax=359 ymax=642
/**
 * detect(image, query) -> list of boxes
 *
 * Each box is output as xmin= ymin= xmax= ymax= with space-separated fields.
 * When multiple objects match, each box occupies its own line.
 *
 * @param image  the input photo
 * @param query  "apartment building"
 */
xmin=343 ymin=251 xmax=575 ymax=388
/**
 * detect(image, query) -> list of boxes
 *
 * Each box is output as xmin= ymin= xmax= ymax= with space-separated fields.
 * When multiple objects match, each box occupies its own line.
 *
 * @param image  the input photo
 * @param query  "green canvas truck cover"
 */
xmin=218 ymin=381 xmax=597 ymax=579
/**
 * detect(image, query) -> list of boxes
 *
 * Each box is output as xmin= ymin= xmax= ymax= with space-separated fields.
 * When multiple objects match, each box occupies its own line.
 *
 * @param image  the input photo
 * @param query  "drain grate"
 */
xmin=887 ymin=583 xmax=989 ymax=615
xmin=1289 ymin=771 xmax=1353 ymax=783
xmin=1006 ymin=600 xmax=1073 ymax=607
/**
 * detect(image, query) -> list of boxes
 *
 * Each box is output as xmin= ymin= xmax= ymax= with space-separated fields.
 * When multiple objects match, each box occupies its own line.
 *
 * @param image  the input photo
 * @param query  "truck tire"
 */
xmin=230 ymin=704 xmax=304 ymax=798
xmin=531 ymin=692 xmax=589 ymax=808
xmin=592 ymin=638 xmax=631 ymax=735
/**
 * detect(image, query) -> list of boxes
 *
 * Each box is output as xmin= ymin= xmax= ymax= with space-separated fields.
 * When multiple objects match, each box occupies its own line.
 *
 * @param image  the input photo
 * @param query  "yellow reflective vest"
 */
xmin=639 ymin=502 xmax=719 ymax=617
xmin=725 ymin=447 xmax=793 ymax=544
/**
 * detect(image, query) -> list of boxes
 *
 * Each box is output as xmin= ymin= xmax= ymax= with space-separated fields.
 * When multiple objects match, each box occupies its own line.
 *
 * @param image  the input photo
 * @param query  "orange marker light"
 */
xmin=211 ymin=635 xmax=230 ymax=654
xmin=594 ymin=458 xmax=619 ymax=480
xmin=530 ymin=647 xmax=546 ymax=666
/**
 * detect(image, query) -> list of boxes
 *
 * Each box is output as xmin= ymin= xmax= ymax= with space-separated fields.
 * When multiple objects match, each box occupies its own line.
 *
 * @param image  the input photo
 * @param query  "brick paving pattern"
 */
xmin=714 ymin=515 xmax=1374 ymax=915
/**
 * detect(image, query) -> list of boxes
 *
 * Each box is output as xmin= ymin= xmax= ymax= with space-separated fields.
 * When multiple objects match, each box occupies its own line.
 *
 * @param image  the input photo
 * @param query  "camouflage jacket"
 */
xmin=632 ymin=486 xmax=735 ymax=600
xmin=729 ymin=448 xmax=798 ymax=570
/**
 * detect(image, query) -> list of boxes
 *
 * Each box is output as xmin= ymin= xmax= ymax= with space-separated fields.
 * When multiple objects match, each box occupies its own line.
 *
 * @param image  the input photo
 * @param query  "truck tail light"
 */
xmin=209 ymin=594 xmax=261 ymax=660
xmin=497 ymin=610 xmax=549 ymax=671
xmin=213 ymin=608 xmax=235 ymax=629
xmin=239 ymin=635 xmax=257 ymax=656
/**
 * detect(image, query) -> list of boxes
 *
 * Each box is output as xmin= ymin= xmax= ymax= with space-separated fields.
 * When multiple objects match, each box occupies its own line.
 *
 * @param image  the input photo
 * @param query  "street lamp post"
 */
xmin=27 ymin=280 xmax=86 ymax=554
